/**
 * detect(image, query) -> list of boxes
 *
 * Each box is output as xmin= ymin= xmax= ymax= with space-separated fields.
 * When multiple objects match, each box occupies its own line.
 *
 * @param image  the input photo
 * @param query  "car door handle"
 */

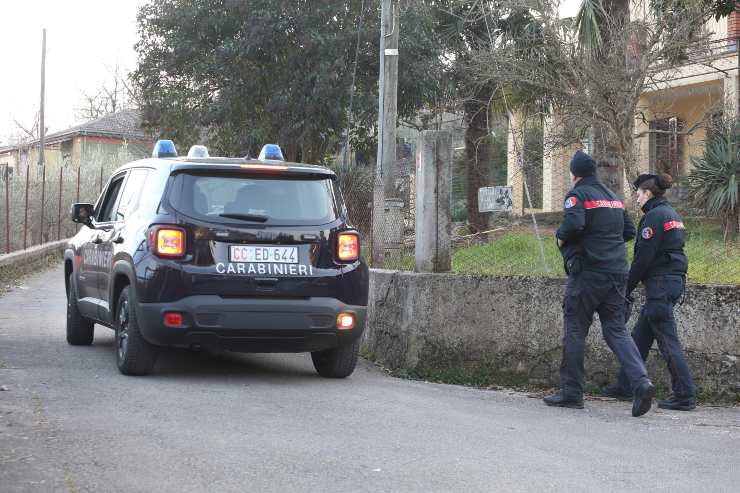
xmin=92 ymin=236 xmax=103 ymax=244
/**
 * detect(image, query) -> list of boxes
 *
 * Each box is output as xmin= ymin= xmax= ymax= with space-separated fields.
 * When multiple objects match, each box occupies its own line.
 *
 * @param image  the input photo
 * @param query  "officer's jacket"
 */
xmin=556 ymin=176 xmax=636 ymax=275
xmin=626 ymin=196 xmax=688 ymax=294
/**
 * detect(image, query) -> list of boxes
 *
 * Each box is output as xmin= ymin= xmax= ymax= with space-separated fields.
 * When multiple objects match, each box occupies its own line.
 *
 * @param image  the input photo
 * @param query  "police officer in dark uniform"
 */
xmin=544 ymin=150 xmax=656 ymax=417
xmin=602 ymin=173 xmax=696 ymax=411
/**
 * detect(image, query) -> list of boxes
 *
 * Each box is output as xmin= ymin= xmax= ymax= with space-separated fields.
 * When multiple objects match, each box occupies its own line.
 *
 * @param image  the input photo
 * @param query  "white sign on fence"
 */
xmin=478 ymin=186 xmax=513 ymax=212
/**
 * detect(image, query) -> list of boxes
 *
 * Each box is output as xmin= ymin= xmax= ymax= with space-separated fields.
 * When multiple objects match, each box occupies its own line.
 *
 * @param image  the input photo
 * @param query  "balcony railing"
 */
xmin=649 ymin=36 xmax=737 ymax=74
xmin=684 ymin=37 xmax=737 ymax=64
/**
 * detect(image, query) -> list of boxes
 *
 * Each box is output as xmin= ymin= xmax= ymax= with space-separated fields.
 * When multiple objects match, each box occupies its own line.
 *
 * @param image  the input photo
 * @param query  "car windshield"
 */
xmin=167 ymin=172 xmax=340 ymax=226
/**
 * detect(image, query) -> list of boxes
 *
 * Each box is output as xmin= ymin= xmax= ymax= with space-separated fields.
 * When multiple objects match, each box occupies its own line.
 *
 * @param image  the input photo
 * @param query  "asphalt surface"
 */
xmin=1 ymin=265 xmax=739 ymax=493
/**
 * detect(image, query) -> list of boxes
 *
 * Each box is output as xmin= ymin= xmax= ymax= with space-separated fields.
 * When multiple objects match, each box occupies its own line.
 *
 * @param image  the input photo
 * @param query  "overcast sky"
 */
xmin=0 ymin=0 xmax=144 ymax=144
xmin=0 ymin=0 xmax=581 ymax=146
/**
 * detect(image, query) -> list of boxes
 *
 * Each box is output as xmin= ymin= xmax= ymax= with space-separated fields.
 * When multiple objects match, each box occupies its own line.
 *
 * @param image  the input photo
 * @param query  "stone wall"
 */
xmin=364 ymin=270 xmax=740 ymax=401
xmin=0 ymin=240 xmax=67 ymax=289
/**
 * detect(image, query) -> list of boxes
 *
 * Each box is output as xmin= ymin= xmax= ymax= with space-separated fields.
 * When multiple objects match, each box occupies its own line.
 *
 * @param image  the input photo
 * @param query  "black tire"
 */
xmin=311 ymin=338 xmax=360 ymax=378
xmin=115 ymin=286 xmax=158 ymax=376
xmin=66 ymin=274 xmax=94 ymax=346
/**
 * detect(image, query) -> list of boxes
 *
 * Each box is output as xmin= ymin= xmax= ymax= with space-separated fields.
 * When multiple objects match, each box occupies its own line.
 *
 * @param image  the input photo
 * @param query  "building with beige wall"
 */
xmin=507 ymin=11 xmax=739 ymax=213
xmin=0 ymin=110 xmax=153 ymax=249
xmin=0 ymin=110 xmax=151 ymax=186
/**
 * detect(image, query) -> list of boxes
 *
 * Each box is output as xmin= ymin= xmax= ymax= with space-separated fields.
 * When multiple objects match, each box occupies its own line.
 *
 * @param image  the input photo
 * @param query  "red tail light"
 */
xmin=163 ymin=312 xmax=184 ymax=328
xmin=148 ymin=226 xmax=186 ymax=258
xmin=336 ymin=232 xmax=360 ymax=263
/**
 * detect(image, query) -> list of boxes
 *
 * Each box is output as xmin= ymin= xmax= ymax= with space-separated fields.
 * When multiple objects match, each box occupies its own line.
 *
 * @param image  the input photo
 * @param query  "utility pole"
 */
xmin=379 ymin=0 xmax=399 ymax=197
xmin=39 ymin=29 xmax=46 ymax=169
xmin=371 ymin=0 xmax=399 ymax=266
xmin=39 ymin=28 xmax=47 ymax=244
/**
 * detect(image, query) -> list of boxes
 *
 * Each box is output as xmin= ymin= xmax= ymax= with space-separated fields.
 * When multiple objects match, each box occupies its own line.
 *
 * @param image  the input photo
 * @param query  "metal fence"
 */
xmin=2 ymin=137 xmax=736 ymax=286
xmin=0 ymin=142 xmax=148 ymax=254
xmin=338 ymin=135 xmax=739 ymax=286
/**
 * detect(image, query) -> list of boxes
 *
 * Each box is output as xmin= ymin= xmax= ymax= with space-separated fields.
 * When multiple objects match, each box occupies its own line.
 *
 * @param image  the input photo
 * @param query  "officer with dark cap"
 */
xmin=602 ymin=173 xmax=696 ymax=411
xmin=544 ymin=150 xmax=656 ymax=417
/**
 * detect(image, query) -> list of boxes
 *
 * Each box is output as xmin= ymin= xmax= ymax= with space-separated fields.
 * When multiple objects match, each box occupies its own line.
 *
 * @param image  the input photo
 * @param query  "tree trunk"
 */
xmin=464 ymin=100 xmax=491 ymax=232
xmin=725 ymin=207 xmax=740 ymax=241
xmin=592 ymin=125 xmax=625 ymax=198
xmin=591 ymin=0 xmax=631 ymax=198
xmin=284 ymin=142 xmax=299 ymax=162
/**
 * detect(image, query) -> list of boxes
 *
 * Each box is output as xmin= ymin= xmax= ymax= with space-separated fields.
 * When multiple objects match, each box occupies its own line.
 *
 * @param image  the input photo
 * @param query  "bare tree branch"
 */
xmin=13 ymin=113 xmax=39 ymax=141
xmin=461 ymin=0 xmax=722 ymax=183
xmin=75 ymin=65 xmax=137 ymax=121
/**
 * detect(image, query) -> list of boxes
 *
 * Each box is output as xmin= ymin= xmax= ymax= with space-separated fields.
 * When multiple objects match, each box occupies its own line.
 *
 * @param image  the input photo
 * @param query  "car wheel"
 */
xmin=66 ymin=273 xmax=94 ymax=346
xmin=115 ymin=286 xmax=158 ymax=376
xmin=311 ymin=338 xmax=360 ymax=378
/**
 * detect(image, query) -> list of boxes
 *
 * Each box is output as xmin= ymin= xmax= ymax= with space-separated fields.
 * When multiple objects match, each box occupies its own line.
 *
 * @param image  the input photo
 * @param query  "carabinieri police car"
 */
xmin=64 ymin=141 xmax=368 ymax=377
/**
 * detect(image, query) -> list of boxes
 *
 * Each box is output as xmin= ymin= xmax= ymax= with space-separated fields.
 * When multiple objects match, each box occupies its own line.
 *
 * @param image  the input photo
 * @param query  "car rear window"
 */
xmin=167 ymin=172 xmax=341 ymax=226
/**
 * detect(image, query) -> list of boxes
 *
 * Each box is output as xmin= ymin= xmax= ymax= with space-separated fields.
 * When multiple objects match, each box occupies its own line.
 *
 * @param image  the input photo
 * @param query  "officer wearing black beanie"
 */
xmin=569 ymin=149 xmax=597 ymax=177
xmin=544 ymin=150 xmax=656 ymax=417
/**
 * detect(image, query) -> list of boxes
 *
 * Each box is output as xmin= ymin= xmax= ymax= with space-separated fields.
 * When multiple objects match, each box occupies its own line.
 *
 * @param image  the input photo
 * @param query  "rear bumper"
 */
xmin=134 ymin=296 xmax=366 ymax=353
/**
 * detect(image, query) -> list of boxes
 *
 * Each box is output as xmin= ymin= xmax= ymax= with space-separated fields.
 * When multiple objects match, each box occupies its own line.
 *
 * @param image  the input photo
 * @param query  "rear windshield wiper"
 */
xmin=219 ymin=213 xmax=269 ymax=223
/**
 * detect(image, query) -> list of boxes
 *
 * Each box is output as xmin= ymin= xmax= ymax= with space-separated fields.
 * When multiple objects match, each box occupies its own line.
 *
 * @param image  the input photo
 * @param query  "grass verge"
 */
xmin=449 ymin=219 xmax=739 ymax=285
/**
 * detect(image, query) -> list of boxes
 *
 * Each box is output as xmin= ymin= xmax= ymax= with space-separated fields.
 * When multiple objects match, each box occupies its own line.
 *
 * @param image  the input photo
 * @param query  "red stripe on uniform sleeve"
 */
xmin=663 ymin=220 xmax=685 ymax=231
xmin=583 ymin=200 xmax=625 ymax=210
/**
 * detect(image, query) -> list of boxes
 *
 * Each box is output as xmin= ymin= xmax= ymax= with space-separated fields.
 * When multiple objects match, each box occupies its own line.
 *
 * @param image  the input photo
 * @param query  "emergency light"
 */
xmin=187 ymin=145 xmax=209 ymax=158
xmin=152 ymin=139 xmax=178 ymax=158
xmin=258 ymin=144 xmax=285 ymax=161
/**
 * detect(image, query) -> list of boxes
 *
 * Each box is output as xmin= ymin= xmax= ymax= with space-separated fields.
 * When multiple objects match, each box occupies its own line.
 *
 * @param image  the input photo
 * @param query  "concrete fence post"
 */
xmin=371 ymin=176 xmax=386 ymax=267
xmin=415 ymin=130 xmax=451 ymax=273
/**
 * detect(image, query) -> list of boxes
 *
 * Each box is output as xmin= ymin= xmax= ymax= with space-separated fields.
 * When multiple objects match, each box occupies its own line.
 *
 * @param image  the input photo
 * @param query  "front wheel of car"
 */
xmin=115 ymin=287 xmax=158 ymax=376
xmin=66 ymin=274 xmax=94 ymax=346
xmin=311 ymin=338 xmax=360 ymax=378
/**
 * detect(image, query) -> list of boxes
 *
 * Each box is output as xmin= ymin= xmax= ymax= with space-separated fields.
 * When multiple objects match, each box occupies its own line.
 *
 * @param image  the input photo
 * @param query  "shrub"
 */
xmin=688 ymin=118 xmax=739 ymax=240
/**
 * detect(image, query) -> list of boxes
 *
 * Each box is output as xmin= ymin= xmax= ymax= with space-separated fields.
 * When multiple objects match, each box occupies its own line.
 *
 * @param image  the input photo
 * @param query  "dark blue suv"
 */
xmin=64 ymin=145 xmax=369 ymax=377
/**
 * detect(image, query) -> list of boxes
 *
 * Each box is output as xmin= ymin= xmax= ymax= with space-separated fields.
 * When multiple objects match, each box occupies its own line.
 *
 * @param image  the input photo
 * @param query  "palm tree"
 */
xmin=574 ymin=0 xmax=632 ymax=195
xmin=575 ymin=0 xmax=607 ymax=57
xmin=453 ymin=4 xmax=553 ymax=228
xmin=439 ymin=2 xmax=541 ymax=231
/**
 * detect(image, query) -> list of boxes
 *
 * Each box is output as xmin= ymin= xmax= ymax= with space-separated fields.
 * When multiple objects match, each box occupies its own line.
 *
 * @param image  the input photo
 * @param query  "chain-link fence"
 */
xmin=337 ymin=126 xmax=739 ymax=286
xmin=0 ymin=140 xmax=149 ymax=254
xmin=3 ymin=131 xmax=736 ymax=286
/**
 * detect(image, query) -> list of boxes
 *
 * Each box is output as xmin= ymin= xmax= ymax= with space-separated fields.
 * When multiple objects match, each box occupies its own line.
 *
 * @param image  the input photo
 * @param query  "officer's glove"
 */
xmin=624 ymin=294 xmax=635 ymax=325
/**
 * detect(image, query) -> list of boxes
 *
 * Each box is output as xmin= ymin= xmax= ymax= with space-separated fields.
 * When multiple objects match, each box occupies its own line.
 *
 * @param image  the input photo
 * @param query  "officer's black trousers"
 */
xmin=617 ymin=275 xmax=696 ymax=398
xmin=560 ymin=271 xmax=650 ymax=399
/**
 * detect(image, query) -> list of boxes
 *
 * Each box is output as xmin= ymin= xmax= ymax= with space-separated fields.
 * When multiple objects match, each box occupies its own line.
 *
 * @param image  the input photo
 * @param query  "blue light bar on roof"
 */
xmin=153 ymin=139 xmax=177 ymax=158
xmin=258 ymin=144 xmax=285 ymax=161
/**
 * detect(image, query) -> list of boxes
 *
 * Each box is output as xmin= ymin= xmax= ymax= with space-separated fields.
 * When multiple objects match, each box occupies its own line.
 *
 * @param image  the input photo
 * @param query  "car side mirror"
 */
xmin=70 ymin=203 xmax=95 ymax=227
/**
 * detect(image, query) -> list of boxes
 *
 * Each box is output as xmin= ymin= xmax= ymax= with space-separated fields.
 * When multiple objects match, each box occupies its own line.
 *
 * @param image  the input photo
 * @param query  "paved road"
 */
xmin=1 ymin=265 xmax=739 ymax=493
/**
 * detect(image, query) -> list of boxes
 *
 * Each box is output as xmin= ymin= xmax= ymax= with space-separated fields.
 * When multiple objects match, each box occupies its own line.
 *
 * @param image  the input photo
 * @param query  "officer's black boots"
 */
xmin=600 ymin=383 xmax=632 ymax=401
xmin=601 ymin=384 xmax=696 ymax=411
xmin=632 ymin=381 xmax=656 ymax=417
xmin=543 ymin=392 xmax=584 ymax=409
xmin=658 ymin=395 xmax=696 ymax=411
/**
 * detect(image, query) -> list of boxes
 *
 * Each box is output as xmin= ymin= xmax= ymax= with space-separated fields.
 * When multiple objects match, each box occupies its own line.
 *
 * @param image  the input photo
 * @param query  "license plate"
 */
xmin=229 ymin=245 xmax=298 ymax=264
